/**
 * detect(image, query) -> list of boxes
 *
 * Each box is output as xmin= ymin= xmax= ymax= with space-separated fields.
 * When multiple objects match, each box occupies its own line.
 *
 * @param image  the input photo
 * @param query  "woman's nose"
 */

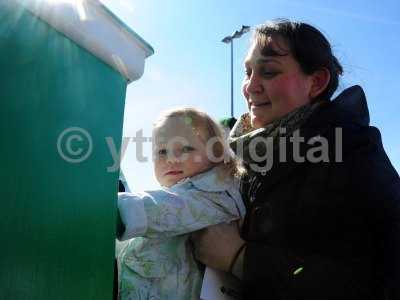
xmin=244 ymin=73 xmax=263 ymax=95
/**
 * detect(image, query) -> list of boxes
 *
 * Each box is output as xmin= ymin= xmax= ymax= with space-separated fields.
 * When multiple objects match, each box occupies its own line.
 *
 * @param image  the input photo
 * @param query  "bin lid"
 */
xmin=18 ymin=0 xmax=154 ymax=83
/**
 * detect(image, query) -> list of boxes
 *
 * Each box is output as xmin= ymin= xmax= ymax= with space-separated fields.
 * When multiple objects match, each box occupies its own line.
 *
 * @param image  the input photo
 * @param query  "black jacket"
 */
xmin=239 ymin=86 xmax=400 ymax=299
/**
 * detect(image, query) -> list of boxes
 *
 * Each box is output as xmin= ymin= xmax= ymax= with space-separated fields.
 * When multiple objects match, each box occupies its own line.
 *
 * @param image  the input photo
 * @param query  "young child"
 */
xmin=116 ymin=108 xmax=245 ymax=300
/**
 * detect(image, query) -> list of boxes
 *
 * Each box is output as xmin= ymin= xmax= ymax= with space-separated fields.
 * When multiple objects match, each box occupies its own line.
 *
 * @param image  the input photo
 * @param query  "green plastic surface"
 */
xmin=0 ymin=3 xmax=127 ymax=299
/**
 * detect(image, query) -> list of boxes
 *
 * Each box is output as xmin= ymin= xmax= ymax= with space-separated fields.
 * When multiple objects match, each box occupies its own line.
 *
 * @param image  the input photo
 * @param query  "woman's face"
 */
xmin=242 ymin=37 xmax=315 ymax=129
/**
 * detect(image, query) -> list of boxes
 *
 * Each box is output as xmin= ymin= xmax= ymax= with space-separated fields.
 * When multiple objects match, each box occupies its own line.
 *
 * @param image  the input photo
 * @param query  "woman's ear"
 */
xmin=309 ymin=68 xmax=330 ymax=99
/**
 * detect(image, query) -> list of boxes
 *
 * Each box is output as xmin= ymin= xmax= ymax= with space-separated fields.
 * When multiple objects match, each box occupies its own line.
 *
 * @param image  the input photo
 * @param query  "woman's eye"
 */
xmin=244 ymin=69 xmax=252 ymax=78
xmin=182 ymin=146 xmax=195 ymax=153
xmin=264 ymin=72 xmax=278 ymax=77
xmin=261 ymin=69 xmax=279 ymax=78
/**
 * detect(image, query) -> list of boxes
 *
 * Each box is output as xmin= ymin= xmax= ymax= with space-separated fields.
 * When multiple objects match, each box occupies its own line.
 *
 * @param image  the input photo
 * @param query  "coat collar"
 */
xmin=305 ymin=85 xmax=369 ymax=129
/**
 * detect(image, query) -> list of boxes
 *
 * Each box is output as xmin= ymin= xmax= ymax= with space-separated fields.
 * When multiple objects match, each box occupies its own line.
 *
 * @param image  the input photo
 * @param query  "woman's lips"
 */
xmin=165 ymin=170 xmax=184 ymax=176
xmin=251 ymin=101 xmax=271 ymax=107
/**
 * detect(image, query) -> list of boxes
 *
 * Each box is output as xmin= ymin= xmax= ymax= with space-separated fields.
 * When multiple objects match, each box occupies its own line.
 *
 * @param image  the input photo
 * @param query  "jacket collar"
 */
xmin=306 ymin=85 xmax=369 ymax=129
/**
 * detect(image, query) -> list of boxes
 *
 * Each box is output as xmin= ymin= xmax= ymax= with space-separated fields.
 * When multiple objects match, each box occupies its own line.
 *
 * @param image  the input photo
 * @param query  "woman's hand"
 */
xmin=191 ymin=220 xmax=245 ymax=272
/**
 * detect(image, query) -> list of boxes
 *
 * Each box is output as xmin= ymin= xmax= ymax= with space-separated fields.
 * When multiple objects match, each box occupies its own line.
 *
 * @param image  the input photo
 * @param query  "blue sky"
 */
xmin=100 ymin=0 xmax=400 ymax=190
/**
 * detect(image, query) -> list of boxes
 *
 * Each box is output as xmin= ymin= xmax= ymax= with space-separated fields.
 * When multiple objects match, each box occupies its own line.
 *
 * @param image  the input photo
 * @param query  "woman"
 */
xmin=192 ymin=19 xmax=400 ymax=299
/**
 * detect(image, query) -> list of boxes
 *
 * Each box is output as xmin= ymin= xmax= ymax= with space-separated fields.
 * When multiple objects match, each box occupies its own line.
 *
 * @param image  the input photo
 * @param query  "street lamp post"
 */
xmin=222 ymin=25 xmax=250 ymax=118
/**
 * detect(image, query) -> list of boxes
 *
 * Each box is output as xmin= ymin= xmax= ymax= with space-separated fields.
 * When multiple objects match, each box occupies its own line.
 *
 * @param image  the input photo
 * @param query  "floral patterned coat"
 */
xmin=116 ymin=166 xmax=245 ymax=300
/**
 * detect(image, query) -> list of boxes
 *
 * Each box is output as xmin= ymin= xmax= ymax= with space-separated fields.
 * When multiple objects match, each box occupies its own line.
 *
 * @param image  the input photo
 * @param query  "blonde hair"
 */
xmin=153 ymin=107 xmax=245 ymax=178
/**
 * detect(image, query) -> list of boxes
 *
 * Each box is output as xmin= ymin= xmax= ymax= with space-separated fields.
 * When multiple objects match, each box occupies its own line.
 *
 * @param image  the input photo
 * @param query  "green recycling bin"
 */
xmin=0 ymin=1 xmax=153 ymax=299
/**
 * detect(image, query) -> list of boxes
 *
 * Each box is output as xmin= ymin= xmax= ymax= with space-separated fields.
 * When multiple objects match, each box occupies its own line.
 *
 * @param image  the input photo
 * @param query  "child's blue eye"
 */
xmin=182 ymin=146 xmax=195 ymax=153
xmin=158 ymin=149 xmax=168 ymax=156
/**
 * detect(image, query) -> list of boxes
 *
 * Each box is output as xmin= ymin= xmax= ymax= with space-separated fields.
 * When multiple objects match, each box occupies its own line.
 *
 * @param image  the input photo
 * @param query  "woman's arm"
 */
xmin=191 ymin=221 xmax=245 ymax=278
xmin=349 ymin=130 xmax=400 ymax=299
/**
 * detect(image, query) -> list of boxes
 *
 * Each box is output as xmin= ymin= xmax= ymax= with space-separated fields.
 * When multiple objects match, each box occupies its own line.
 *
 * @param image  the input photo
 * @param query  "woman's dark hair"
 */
xmin=254 ymin=18 xmax=343 ymax=101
